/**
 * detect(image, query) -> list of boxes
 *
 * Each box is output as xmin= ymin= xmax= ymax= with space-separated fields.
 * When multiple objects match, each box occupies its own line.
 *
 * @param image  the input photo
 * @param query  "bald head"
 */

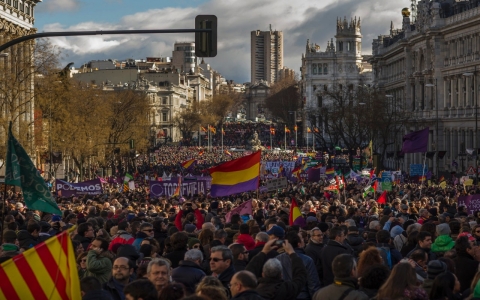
xmin=230 ymin=270 xmax=257 ymax=296
xmin=115 ymin=257 xmax=130 ymax=265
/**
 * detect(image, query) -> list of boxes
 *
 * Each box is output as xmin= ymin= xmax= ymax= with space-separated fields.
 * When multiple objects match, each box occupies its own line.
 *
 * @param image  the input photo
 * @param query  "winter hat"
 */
xmin=51 ymin=215 xmax=62 ymax=222
xmin=383 ymin=208 xmax=392 ymax=216
xmin=458 ymin=232 xmax=476 ymax=242
xmin=188 ymin=238 xmax=201 ymax=249
xmin=185 ymin=224 xmax=197 ymax=233
xmin=318 ymin=222 xmax=329 ymax=233
xmin=390 ymin=225 xmax=404 ymax=238
xmin=436 ymin=223 xmax=451 ymax=236
xmin=306 ymin=216 xmax=318 ymax=223
xmin=427 ymin=260 xmax=447 ymax=280
xmin=428 ymin=208 xmax=438 ymax=216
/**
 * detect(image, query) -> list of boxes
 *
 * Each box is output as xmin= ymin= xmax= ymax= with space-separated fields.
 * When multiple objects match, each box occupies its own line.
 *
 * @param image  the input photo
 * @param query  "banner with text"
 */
xmin=150 ymin=179 xmax=207 ymax=198
xmin=56 ymin=178 xmax=103 ymax=197
xmin=457 ymin=194 xmax=480 ymax=215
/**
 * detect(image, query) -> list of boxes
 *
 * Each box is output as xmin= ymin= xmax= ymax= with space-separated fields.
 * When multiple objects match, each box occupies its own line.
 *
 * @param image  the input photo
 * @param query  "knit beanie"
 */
xmin=188 ymin=238 xmax=201 ymax=249
xmin=427 ymin=260 xmax=447 ymax=280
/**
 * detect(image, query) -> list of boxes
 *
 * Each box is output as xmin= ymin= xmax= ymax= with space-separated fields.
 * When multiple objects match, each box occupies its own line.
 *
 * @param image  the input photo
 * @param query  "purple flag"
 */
xmin=225 ymin=200 xmax=253 ymax=223
xmin=401 ymin=127 xmax=429 ymax=153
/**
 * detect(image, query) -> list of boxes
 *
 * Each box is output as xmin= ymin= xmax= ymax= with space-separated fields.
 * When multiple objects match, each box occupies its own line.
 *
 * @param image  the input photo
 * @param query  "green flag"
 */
xmin=5 ymin=123 xmax=61 ymax=215
xmin=362 ymin=185 xmax=374 ymax=198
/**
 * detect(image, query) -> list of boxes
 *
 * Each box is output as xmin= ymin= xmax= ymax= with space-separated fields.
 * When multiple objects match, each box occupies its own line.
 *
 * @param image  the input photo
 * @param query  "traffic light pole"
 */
xmin=0 ymin=28 xmax=212 ymax=53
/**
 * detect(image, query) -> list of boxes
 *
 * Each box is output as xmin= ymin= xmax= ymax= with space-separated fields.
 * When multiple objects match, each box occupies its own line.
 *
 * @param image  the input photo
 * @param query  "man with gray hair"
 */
xmin=171 ymin=249 xmax=206 ymax=295
xmin=246 ymin=239 xmax=307 ymax=300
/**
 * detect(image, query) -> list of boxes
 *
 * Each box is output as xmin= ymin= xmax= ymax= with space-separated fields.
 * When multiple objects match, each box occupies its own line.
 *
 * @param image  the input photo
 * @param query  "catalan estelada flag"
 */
xmin=0 ymin=229 xmax=81 ymax=299
xmin=181 ymin=159 xmax=196 ymax=170
xmin=289 ymin=198 xmax=306 ymax=227
xmin=209 ymin=151 xmax=260 ymax=197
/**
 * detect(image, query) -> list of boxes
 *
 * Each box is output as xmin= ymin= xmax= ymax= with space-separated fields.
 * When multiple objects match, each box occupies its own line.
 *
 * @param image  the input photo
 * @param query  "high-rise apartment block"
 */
xmin=251 ymin=26 xmax=283 ymax=84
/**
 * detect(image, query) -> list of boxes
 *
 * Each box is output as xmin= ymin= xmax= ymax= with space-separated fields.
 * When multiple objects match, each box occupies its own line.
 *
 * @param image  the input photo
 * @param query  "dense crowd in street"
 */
xmin=4 ymin=162 xmax=480 ymax=300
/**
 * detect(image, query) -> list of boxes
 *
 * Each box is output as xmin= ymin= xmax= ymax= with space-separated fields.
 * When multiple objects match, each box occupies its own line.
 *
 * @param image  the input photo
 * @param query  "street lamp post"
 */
xmin=386 ymin=94 xmax=395 ymax=170
xmin=426 ymin=81 xmax=439 ymax=180
xmin=464 ymin=71 xmax=477 ymax=182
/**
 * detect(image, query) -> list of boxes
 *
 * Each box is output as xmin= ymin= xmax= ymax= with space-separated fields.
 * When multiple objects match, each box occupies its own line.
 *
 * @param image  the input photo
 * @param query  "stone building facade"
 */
xmin=0 ymin=0 xmax=41 ymax=157
xmin=371 ymin=0 xmax=480 ymax=175
xmin=301 ymin=16 xmax=372 ymax=145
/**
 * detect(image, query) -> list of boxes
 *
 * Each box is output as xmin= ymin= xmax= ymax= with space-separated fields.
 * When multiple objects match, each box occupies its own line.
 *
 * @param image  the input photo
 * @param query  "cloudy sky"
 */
xmin=35 ymin=0 xmax=412 ymax=83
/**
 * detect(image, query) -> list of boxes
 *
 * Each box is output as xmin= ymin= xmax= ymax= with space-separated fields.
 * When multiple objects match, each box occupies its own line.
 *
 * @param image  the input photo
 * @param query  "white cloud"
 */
xmin=37 ymin=0 xmax=80 ymax=13
xmin=40 ymin=0 xmax=411 ymax=82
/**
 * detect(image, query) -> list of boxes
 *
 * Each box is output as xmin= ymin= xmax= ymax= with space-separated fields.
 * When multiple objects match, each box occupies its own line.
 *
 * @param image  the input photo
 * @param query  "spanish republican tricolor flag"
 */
xmin=181 ymin=158 xmax=196 ymax=170
xmin=209 ymin=151 xmax=260 ymax=197
xmin=0 ymin=229 xmax=81 ymax=299
xmin=289 ymin=198 xmax=306 ymax=227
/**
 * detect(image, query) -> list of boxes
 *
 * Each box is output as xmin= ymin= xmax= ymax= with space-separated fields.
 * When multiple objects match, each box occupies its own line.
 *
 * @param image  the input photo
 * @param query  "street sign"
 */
xmin=266 ymin=177 xmax=288 ymax=191
xmin=467 ymin=166 xmax=476 ymax=175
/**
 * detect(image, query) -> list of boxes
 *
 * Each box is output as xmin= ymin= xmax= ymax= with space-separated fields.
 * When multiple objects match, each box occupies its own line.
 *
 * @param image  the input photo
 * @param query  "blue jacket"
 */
xmin=277 ymin=248 xmax=321 ymax=299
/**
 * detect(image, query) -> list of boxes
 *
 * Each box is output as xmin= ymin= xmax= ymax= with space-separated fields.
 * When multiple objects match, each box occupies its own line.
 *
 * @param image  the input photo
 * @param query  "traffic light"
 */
xmin=195 ymin=15 xmax=217 ymax=57
xmin=130 ymin=139 xmax=135 ymax=149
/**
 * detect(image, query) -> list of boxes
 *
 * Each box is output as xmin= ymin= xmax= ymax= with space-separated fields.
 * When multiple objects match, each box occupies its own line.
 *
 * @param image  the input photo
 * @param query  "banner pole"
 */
xmin=420 ymin=152 xmax=427 ymax=197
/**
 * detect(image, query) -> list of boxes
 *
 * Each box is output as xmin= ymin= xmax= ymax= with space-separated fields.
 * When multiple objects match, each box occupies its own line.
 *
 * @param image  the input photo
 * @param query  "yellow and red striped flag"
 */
xmin=0 ymin=229 xmax=81 ymax=299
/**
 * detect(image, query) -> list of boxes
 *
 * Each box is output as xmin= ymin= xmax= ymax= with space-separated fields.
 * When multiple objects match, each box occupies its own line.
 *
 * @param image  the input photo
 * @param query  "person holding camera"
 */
xmin=246 ymin=238 xmax=307 ymax=300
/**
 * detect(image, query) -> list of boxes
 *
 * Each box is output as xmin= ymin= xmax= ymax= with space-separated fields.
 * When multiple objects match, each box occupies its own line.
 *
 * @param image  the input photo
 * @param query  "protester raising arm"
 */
xmin=245 ymin=238 xmax=277 ymax=278
xmin=174 ymin=203 xmax=205 ymax=231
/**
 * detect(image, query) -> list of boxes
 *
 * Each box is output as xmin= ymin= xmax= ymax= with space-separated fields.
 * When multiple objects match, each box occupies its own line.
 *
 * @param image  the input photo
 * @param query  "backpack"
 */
xmin=377 ymin=246 xmax=393 ymax=269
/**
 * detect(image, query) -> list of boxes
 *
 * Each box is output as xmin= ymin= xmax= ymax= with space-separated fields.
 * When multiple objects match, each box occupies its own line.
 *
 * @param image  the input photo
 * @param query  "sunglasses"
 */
xmin=80 ymin=259 xmax=87 ymax=263
xmin=209 ymin=258 xmax=225 ymax=262
xmin=142 ymin=229 xmax=154 ymax=232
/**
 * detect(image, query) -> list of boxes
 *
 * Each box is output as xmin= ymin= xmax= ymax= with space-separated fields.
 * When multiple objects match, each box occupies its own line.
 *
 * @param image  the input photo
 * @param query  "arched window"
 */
xmin=312 ymin=64 xmax=317 ymax=75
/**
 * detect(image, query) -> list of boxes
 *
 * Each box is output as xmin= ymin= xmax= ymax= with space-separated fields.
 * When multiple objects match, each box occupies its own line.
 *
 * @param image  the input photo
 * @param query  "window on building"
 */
xmin=339 ymin=42 xmax=343 ymax=52
xmin=162 ymin=97 xmax=167 ymax=105
xmin=162 ymin=112 xmax=168 ymax=122
xmin=317 ymin=96 xmax=323 ymax=107
xmin=312 ymin=64 xmax=317 ymax=75
xmin=323 ymin=64 xmax=328 ymax=74
xmin=13 ymin=0 xmax=17 ymax=8
xmin=6 ymin=0 xmax=11 ymax=5
xmin=25 ymin=4 xmax=29 ymax=15
xmin=347 ymin=42 xmax=351 ymax=52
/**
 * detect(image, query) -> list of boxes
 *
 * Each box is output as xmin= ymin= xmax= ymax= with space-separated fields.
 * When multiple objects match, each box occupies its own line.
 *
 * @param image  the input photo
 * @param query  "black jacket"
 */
xmin=320 ymin=240 xmax=351 ymax=286
xmin=73 ymin=234 xmax=92 ymax=252
xmin=218 ymin=264 xmax=236 ymax=298
xmin=345 ymin=233 xmax=364 ymax=257
xmin=103 ymin=277 xmax=130 ymax=300
xmin=304 ymin=241 xmax=324 ymax=282
xmin=82 ymin=290 xmax=113 ymax=300
xmin=231 ymin=289 xmax=265 ymax=300
xmin=17 ymin=230 xmax=38 ymax=250
xmin=453 ymin=252 xmax=480 ymax=292
xmin=171 ymin=260 xmax=206 ymax=294
xmin=164 ymin=248 xmax=188 ymax=268
xmin=246 ymin=252 xmax=307 ymax=300
xmin=234 ymin=259 xmax=248 ymax=272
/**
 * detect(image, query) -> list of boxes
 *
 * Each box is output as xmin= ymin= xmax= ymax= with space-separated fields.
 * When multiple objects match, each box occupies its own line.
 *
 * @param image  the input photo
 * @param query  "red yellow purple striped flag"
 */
xmin=181 ymin=159 xmax=196 ymax=170
xmin=0 ymin=229 xmax=81 ymax=300
xmin=209 ymin=151 xmax=260 ymax=197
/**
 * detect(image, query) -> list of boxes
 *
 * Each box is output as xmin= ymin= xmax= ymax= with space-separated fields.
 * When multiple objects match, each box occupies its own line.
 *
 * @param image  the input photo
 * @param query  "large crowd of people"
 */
xmin=4 ymin=144 xmax=480 ymax=300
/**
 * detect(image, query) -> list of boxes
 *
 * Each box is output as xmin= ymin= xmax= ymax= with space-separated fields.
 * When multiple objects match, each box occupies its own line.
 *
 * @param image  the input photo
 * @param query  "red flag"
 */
xmin=373 ymin=180 xmax=378 ymax=193
xmin=377 ymin=191 xmax=387 ymax=204
xmin=370 ymin=168 xmax=376 ymax=178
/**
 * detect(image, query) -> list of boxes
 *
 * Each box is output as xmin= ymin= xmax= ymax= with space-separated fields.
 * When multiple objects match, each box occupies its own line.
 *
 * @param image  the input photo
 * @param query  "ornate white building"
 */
xmin=371 ymin=0 xmax=480 ymax=176
xmin=301 ymin=16 xmax=372 ymax=145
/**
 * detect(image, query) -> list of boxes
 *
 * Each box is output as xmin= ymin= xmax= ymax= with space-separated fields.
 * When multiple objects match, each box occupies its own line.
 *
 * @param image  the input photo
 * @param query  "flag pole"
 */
xmin=420 ymin=151 xmax=427 ymax=197
xmin=221 ymin=126 xmax=223 ymax=154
